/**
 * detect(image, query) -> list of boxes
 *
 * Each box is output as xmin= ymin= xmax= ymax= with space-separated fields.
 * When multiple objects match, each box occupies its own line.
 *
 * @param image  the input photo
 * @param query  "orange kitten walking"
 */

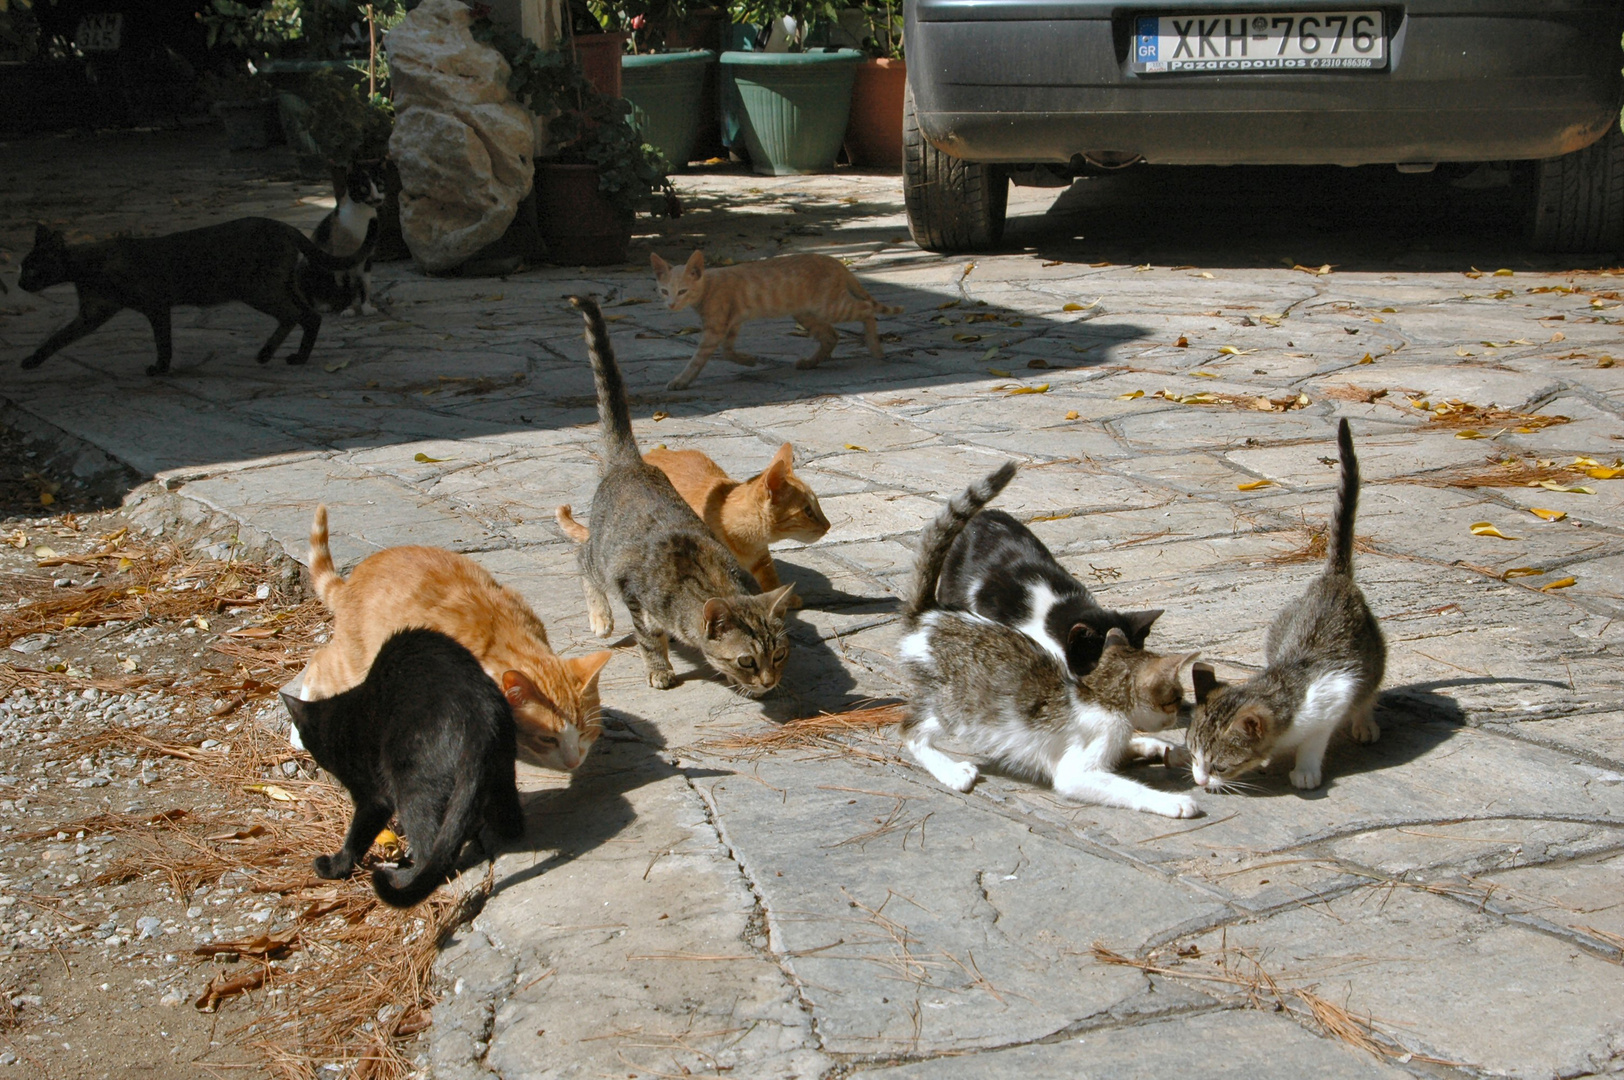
xmin=298 ymin=507 xmax=614 ymax=772
xmin=557 ymin=442 xmax=829 ymax=604
xmin=651 ymin=250 xmax=903 ymax=389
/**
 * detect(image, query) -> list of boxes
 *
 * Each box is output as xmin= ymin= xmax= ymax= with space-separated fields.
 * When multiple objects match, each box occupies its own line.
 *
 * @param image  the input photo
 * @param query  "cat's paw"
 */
xmin=794 ymin=356 xmax=825 ymax=369
xmin=1157 ymin=794 xmax=1202 ymax=819
xmin=666 ymin=372 xmax=695 ymax=391
xmin=20 ymin=354 xmax=45 ymax=370
xmin=723 ymin=352 xmax=757 ymax=367
xmin=145 ymin=363 xmax=171 ymax=376
xmin=339 ymin=308 xmax=359 ymax=319
xmin=359 ymin=303 xmax=380 ymax=317
xmin=313 ymin=853 xmax=351 ymax=879
xmin=647 ymin=668 xmax=677 ymax=690
xmin=1350 ymin=714 xmax=1381 ymax=744
xmin=1289 ymin=764 xmax=1323 ymax=790
xmin=588 ymin=613 xmax=614 ymax=638
xmin=934 ymin=760 xmax=978 ymax=792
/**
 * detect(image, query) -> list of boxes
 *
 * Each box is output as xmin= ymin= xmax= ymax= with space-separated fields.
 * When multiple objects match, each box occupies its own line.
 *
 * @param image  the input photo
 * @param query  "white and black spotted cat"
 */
xmin=302 ymin=162 xmax=384 ymax=316
xmin=937 ymin=509 xmax=1164 ymax=678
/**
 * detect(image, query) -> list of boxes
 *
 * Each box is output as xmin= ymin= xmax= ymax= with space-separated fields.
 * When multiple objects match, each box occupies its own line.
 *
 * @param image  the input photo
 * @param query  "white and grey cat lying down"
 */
xmin=898 ymin=420 xmax=1384 ymax=810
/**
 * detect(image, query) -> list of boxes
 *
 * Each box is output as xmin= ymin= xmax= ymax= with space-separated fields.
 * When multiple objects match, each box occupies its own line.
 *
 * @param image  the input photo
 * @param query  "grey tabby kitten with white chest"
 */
xmin=563 ymin=296 xmax=795 ymax=695
xmin=898 ymin=462 xmax=1202 ymax=818
xmin=1188 ymin=418 xmax=1386 ymax=791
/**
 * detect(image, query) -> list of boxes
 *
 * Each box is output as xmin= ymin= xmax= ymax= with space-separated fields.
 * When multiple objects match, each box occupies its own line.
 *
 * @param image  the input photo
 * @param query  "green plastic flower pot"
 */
xmin=718 ymin=49 xmax=863 ymax=176
xmin=621 ymin=50 xmax=716 ymax=169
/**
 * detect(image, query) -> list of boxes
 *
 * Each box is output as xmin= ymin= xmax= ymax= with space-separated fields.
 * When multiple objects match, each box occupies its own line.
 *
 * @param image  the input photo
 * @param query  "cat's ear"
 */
xmin=702 ymin=598 xmax=732 ymax=639
xmin=650 ymin=252 xmax=670 ymax=275
xmin=763 ymin=443 xmax=794 ymax=494
xmin=503 ymin=670 xmax=555 ymax=712
xmin=1232 ymin=703 xmax=1273 ymax=741
xmin=1102 ymin=626 xmax=1132 ymax=650
xmin=568 ymin=650 xmax=615 ymax=689
xmin=764 ymin=583 xmax=797 ymax=619
xmin=1122 ymin=609 xmax=1163 ymax=645
xmin=1191 ymin=662 xmax=1220 ymax=705
xmin=684 ymin=249 xmax=705 ymax=278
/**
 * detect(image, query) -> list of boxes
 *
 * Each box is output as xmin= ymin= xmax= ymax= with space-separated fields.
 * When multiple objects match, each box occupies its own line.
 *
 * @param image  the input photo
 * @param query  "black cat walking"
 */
xmin=16 ymin=216 xmax=376 ymax=375
xmin=281 ymin=628 xmax=525 ymax=908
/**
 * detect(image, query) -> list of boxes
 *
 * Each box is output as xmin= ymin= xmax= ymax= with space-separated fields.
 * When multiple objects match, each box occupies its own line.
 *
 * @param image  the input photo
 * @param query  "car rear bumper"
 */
xmin=907 ymin=1 xmax=1624 ymax=166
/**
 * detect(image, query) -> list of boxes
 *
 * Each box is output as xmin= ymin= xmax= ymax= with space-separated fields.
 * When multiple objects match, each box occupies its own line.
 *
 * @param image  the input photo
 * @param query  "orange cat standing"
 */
xmin=557 ymin=443 xmax=829 ymax=604
xmin=651 ymin=250 xmax=903 ymax=389
xmin=296 ymin=507 xmax=614 ymax=771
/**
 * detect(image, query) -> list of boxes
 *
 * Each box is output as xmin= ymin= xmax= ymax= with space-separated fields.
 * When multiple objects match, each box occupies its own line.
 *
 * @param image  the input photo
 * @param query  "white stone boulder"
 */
xmin=387 ymin=0 xmax=535 ymax=273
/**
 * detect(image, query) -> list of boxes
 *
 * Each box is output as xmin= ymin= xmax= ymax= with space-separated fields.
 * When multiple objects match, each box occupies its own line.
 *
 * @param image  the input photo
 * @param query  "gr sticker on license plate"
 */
xmin=1133 ymin=11 xmax=1386 ymax=73
xmin=75 ymin=12 xmax=124 ymax=52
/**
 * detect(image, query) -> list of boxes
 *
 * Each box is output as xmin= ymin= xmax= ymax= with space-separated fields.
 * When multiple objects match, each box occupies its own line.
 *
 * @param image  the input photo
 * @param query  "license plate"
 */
xmin=75 ymin=13 xmax=123 ymax=53
xmin=1133 ymin=11 xmax=1386 ymax=73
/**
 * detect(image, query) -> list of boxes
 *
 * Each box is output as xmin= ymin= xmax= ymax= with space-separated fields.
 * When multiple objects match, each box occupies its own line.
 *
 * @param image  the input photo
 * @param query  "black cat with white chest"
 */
xmin=280 ymin=627 xmax=524 ymax=908
xmin=302 ymin=162 xmax=385 ymax=316
xmin=937 ymin=509 xmax=1163 ymax=677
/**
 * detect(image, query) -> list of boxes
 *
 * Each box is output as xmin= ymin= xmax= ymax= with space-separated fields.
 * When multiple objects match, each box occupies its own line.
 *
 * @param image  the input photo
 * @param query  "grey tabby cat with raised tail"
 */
xmin=899 ymin=462 xmax=1202 ymax=818
xmin=1188 ymin=418 xmax=1386 ymax=791
xmin=564 ymin=296 xmax=795 ymax=695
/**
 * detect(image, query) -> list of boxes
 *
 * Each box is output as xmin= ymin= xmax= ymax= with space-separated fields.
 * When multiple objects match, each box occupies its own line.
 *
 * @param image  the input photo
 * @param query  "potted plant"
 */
xmin=719 ymin=0 xmax=862 ymax=175
xmin=842 ymin=0 xmax=903 ymax=168
xmin=568 ymin=0 xmax=630 ymax=97
xmin=474 ymin=11 xmax=679 ymax=265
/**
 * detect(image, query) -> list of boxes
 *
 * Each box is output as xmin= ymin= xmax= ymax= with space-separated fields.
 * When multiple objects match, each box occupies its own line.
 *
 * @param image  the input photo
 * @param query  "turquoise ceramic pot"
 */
xmin=621 ymin=50 xmax=716 ymax=169
xmin=717 ymin=49 xmax=863 ymax=176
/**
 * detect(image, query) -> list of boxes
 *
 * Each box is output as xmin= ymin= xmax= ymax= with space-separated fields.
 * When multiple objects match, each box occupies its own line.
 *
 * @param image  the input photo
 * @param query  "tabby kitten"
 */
xmin=899 ymin=463 xmax=1201 ymax=818
xmin=651 ymin=250 xmax=903 ymax=390
xmin=302 ymin=162 xmax=384 ymax=316
xmin=17 ymin=217 xmax=376 ymax=374
xmin=1188 ymin=419 xmax=1386 ymax=791
xmin=282 ymin=628 xmax=524 ymax=908
xmin=938 ymin=508 xmax=1164 ymax=678
xmin=298 ymin=506 xmax=614 ymax=772
xmin=565 ymin=294 xmax=795 ymax=694
xmin=557 ymin=442 xmax=829 ymax=603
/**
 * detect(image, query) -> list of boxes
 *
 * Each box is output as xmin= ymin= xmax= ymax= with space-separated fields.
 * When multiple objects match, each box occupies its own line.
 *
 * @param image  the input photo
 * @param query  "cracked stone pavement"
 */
xmin=3 ymin=130 xmax=1624 ymax=1079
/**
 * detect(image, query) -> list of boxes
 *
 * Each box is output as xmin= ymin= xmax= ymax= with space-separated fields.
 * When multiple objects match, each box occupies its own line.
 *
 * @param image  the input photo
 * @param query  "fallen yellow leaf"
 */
xmin=195 ymin=617 xmax=209 ymax=631
xmin=243 ymin=783 xmax=298 ymax=803
xmin=844 ymin=444 xmax=869 ymax=452
xmin=33 ymin=546 xmax=59 ymax=560
xmin=1062 ymin=299 xmax=1101 ymax=313
xmin=1217 ymin=346 xmax=1255 ymax=356
xmin=953 ymin=333 xmax=983 ymax=343
xmin=1502 ymin=567 xmax=1545 ymax=579
xmin=1540 ymin=576 xmax=1577 ymax=591
xmin=1192 ymin=370 xmax=1219 ymax=378
xmin=1536 ymin=480 xmax=1596 ymax=494
xmin=1528 ymin=507 xmax=1566 ymax=521
xmin=1469 ymin=522 xmax=1519 ymax=539
xmin=1175 ymin=336 xmax=1190 ymax=348
xmin=651 ymin=411 xmax=670 ymax=421
xmin=1456 ymin=430 xmax=1486 ymax=440
xmin=1064 ymin=411 xmax=1080 ymax=420
xmin=987 ymin=368 xmax=1011 ymax=377
xmin=1359 ymin=353 xmax=1375 ymax=364
xmin=1585 ymin=466 xmax=1624 ymax=480
xmin=1492 ymin=268 xmax=1514 ymax=277
xmin=1550 ymin=331 xmax=1566 ymax=343
xmin=323 ymin=360 xmax=350 ymax=373
xmin=39 ymin=492 xmax=54 ymax=507
xmin=1237 ymin=479 xmax=1275 ymax=491
xmin=1117 ymin=390 xmax=1145 ymax=400
xmin=937 ymin=300 xmax=960 ymax=310
xmin=413 ymin=452 xmax=448 ymax=463
xmin=982 ymin=347 xmax=1001 ymax=361
xmin=1007 ymin=384 xmax=1049 ymax=396
xmin=225 ymin=626 xmax=278 ymax=639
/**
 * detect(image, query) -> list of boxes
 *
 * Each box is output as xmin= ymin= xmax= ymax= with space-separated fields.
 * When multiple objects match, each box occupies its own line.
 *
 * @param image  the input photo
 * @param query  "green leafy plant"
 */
xmin=857 ymin=0 xmax=901 ymax=59
xmin=201 ymin=0 xmax=305 ymax=58
xmin=293 ymin=67 xmax=394 ymax=164
xmin=471 ymin=10 xmax=678 ymax=220
xmin=728 ymin=0 xmax=842 ymax=50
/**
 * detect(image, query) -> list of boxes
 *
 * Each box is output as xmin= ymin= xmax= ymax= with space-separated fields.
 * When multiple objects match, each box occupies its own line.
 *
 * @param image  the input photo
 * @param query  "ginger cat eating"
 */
xmin=557 ymin=442 xmax=830 ymax=604
xmin=651 ymin=250 xmax=903 ymax=390
xmin=296 ymin=506 xmax=614 ymax=772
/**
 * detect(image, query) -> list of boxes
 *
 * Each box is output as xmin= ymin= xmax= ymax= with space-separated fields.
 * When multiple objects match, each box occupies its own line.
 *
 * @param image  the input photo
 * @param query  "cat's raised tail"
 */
xmin=1327 ymin=418 xmax=1360 ymax=578
xmin=569 ymin=295 xmax=640 ymax=468
xmin=308 ymin=505 xmax=346 ymax=603
xmin=907 ymin=461 xmax=1018 ymax=620
xmin=370 ymin=762 xmax=484 ymax=908
xmin=848 ymin=278 xmax=903 ymax=316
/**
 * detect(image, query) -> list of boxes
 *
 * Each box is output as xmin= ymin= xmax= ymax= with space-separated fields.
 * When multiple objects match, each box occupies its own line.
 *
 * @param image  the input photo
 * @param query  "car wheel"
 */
xmin=903 ymin=82 xmax=1008 ymax=253
xmin=1526 ymin=124 xmax=1624 ymax=253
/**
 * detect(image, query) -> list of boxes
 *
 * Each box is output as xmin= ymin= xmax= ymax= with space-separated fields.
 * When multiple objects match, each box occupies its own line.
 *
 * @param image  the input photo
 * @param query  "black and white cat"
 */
xmin=305 ymin=162 xmax=384 ymax=316
xmin=280 ymin=627 xmax=525 ymax=908
xmin=937 ymin=508 xmax=1164 ymax=679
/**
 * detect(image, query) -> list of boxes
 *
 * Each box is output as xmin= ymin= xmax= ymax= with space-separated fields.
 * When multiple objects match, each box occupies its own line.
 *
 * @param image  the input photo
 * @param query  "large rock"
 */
xmin=386 ymin=0 xmax=534 ymax=273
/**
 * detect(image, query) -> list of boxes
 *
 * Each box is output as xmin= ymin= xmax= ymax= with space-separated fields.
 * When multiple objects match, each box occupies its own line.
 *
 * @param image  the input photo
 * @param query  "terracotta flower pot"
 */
xmin=536 ymin=163 xmax=632 ymax=266
xmin=573 ymin=31 xmax=630 ymax=98
xmin=844 ymin=57 xmax=905 ymax=169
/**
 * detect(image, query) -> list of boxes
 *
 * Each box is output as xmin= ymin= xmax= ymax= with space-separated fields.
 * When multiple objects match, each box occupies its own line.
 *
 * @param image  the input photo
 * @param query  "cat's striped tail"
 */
xmin=906 ymin=461 xmax=1017 ymax=621
xmin=1327 ymin=418 xmax=1360 ymax=577
xmin=308 ymin=505 xmax=346 ymax=604
xmin=846 ymin=278 xmax=903 ymax=316
xmin=568 ymin=295 xmax=641 ymax=468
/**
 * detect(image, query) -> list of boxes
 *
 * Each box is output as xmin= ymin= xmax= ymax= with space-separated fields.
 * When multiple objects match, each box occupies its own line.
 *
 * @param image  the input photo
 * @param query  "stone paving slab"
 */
xmin=4 ymin=130 xmax=1624 ymax=1078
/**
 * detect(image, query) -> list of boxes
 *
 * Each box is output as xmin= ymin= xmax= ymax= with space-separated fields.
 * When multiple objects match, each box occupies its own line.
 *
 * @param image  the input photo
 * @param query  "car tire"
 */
xmin=1526 ymin=124 xmax=1624 ymax=253
xmin=903 ymin=82 xmax=1008 ymax=253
